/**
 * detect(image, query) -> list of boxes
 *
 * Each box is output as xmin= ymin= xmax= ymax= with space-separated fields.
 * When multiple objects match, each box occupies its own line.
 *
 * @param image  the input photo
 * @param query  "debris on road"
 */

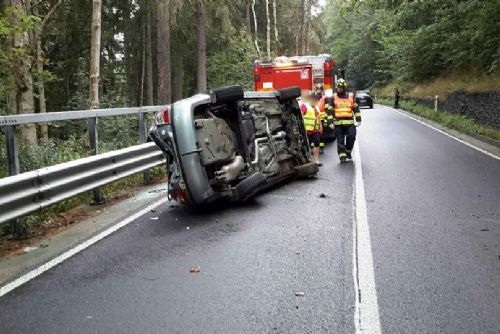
xmin=151 ymin=209 xmax=157 ymax=213
xmin=148 ymin=188 xmax=167 ymax=193
xmin=295 ymin=250 xmax=302 ymax=255
xmin=190 ymin=266 xmax=201 ymax=273
xmin=295 ymin=292 xmax=305 ymax=297
xmin=150 ymin=217 xmax=159 ymax=220
xmin=23 ymin=246 xmax=38 ymax=253
xmin=319 ymin=193 xmax=327 ymax=198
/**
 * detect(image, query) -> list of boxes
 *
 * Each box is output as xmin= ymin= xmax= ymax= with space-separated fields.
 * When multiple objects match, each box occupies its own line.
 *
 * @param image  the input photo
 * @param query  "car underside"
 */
xmin=149 ymin=85 xmax=318 ymax=205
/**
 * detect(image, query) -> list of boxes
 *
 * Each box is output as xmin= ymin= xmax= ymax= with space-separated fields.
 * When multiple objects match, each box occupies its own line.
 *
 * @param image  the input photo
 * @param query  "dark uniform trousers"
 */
xmin=335 ymin=124 xmax=357 ymax=155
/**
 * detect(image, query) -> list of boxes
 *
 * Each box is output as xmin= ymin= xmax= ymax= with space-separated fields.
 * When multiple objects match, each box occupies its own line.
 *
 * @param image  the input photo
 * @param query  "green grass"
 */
xmin=376 ymin=97 xmax=500 ymax=141
xmin=372 ymin=70 xmax=500 ymax=101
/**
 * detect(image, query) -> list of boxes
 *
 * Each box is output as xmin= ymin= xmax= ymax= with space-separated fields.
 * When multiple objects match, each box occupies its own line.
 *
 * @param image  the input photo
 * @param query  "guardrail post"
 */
xmin=5 ymin=125 xmax=27 ymax=239
xmin=88 ymin=117 xmax=105 ymax=204
xmin=139 ymin=112 xmax=151 ymax=184
xmin=5 ymin=125 xmax=20 ymax=176
xmin=434 ymin=95 xmax=439 ymax=112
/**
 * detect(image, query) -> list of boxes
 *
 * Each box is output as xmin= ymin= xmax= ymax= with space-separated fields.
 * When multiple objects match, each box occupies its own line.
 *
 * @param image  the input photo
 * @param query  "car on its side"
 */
xmin=356 ymin=90 xmax=373 ymax=109
xmin=149 ymin=85 xmax=318 ymax=205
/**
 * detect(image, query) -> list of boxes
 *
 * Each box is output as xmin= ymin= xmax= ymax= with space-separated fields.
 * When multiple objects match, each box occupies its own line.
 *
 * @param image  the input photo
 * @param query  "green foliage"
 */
xmin=324 ymin=0 xmax=500 ymax=88
xmin=0 ymin=7 xmax=41 ymax=114
xmin=207 ymin=32 xmax=257 ymax=90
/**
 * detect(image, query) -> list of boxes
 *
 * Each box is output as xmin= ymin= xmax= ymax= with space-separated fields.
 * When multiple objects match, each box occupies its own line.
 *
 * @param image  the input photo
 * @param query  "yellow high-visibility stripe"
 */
xmin=334 ymin=119 xmax=355 ymax=125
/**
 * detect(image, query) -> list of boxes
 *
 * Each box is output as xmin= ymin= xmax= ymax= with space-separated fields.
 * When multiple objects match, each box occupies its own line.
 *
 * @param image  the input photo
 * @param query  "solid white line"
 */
xmin=353 ymin=142 xmax=382 ymax=333
xmin=390 ymin=107 xmax=500 ymax=161
xmin=0 ymin=196 xmax=171 ymax=298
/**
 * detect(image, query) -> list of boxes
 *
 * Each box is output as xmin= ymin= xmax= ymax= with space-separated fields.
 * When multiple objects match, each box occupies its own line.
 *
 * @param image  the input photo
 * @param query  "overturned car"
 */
xmin=149 ymin=85 xmax=318 ymax=205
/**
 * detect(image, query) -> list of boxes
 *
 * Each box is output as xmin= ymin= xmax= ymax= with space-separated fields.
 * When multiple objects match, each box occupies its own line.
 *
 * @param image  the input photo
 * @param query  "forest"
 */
xmin=0 ymin=0 xmax=499 ymax=174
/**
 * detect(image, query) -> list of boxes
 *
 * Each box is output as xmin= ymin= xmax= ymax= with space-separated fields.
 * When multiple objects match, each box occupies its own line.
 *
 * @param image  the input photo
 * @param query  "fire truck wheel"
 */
xmin=277 ymin=86 xmax=301 ymax=101
xmin=211 ymin=85 xmax=244 ymax=104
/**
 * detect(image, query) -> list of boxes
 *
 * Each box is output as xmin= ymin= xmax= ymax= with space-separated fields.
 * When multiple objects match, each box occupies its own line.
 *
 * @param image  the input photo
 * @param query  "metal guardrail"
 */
xmin=0 ymin=142 xmax=164 ymax=225
xmin=0 ymin=106 xmax=165 ymax=126
xmin=0 ymin=105 xmax=167 ymax=234
xmin=1 ymin=105 xmax=164 ymax=201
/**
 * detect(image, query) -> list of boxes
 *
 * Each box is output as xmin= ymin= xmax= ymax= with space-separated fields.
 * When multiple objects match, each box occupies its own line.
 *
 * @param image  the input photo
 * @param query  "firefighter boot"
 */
xmin=339 ymin=152 xmax=347 ymax=163
xmin=346 ymin=150 xmax=352 ymax=160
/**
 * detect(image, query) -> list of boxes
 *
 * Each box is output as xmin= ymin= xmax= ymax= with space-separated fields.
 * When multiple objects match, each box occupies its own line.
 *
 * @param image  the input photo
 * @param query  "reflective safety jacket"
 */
xmin=318 ymin=96 xmax=328 ymax=122
xmin=333 ymin=92 xmax=361 ymax=126
xmin=300 ymin=103 xmax=321 ymax=133
xmin=323 ymin=97 xmax=335 ymax=126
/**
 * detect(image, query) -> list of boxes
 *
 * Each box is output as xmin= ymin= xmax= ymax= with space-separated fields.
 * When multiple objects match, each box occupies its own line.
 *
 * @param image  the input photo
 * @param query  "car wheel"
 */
xmin=236 ymin=172 xmax=267 ymax=201
xmin=211 ymin=85 xmax=244 ymax=104
xmin=277 ymin=86 xmax=301 ymax=101
xmin=369 ymin=103 xmax=373 ymax=109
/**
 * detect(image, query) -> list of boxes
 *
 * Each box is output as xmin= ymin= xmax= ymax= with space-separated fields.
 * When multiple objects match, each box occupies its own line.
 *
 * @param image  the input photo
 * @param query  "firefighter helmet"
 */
xmin=336 ymin=78 xmax=347 ymax=88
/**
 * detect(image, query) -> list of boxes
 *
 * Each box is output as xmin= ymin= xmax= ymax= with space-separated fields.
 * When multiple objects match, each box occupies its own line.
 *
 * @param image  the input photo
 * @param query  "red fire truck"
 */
xmin=253 ymin=54 xmax=335 ymax=93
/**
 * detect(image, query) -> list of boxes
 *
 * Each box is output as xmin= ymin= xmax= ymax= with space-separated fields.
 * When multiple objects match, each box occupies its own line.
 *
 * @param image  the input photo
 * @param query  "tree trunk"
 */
xmin=12 ymin=0 xmax=37 ymax=144
xmin=265 ymin=0 xmax=270 ymax=58
xmin=251 ymin=0 xmax=261 ymax=58
xmin=305 ymin=0 xmax=311 ymax=54
xmin=139 ymin=25 xmax=146 ymax=107
xmin=145 ymin=0 xmax=154 ymax=106
xmin=36 ymin=39 xmax=48 ymax=139
xmin=157 ymin=0 xmax=172 ymax=104
xmin=245 ymin=2 xmax=252 ymax=40
xmin=173 ymin=56 xmax=183 ymax=101
xmin=295 ymin=34 xmax=299 ymax=56
xmin=273 ymin=0 xmax=279 ymax=55
xmin=196 ymin=0 xmax=207 ymax=92
xmin=300 ymin=0 xmax=306 ymax=55
xmin=89 ymin=0 xmax=102 ymax=109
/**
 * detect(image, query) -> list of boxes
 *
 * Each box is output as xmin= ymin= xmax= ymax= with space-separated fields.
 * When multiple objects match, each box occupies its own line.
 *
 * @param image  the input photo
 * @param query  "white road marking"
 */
xmin=353 ymin=142 xmax=382 ymax=333
xmin=390 ymin=107 xmax=500 ymax=161
xmin=0 ymin=196 xmax=171 ymax=298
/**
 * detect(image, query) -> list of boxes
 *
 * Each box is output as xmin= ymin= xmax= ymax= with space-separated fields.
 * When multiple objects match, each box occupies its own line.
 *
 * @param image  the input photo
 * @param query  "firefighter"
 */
xmin=300 ymin=92 xmax=323 ymax=166
xmin=314 ymin=84 xmax=327 ymax=153
xmin=332 ymin=78 xmax=361 ymax=163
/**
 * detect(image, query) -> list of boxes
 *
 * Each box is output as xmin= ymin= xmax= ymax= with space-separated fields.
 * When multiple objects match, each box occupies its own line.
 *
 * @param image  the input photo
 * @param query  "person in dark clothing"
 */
xmin=332 ymin=78 xmax=361 ymax=163
xmin=394 ymin=88 xmax=400 ymax=108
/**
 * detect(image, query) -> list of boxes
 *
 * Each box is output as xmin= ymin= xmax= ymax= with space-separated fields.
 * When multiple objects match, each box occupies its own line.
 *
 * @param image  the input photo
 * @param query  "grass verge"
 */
xmin=376 ymin=97 xmax=500 ymax=142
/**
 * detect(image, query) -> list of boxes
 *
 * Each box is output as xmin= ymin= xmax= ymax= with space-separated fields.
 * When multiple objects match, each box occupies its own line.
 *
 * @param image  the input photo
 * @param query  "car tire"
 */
xmin=277 ymin=86 xmax=301 ymax=101
xmin=294 ymin=162 xmax=319 ymax=178
xmin=369 ymin=103 xmax=373 ymax=109
xmin=236 ymin=172 xmax=267 ymax=201
xmin=211 ymin=85 xmax=244 ymax=104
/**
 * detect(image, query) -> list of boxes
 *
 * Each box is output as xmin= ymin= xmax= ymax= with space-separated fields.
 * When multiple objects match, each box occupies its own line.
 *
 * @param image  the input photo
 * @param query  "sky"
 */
xmin=312 ymin=0 xmax=326 ymax=16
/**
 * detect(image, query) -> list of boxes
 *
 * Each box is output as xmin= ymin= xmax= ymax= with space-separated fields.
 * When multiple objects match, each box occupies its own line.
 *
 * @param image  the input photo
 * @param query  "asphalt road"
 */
xmin=0 ymin=104 xmax=499 ymax=333
xmin=359 ymin=106 xmax=500 ymax=333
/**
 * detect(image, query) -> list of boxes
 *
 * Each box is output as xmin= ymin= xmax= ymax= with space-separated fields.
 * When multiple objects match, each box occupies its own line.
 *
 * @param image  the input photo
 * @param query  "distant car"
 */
xmin=149 ymin=85 xmax=318 ymax=205
xmin=356 ymin=90 xmax=373 ymax=109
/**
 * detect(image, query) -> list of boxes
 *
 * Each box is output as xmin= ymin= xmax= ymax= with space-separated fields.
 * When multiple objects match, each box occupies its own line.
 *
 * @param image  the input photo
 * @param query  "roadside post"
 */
xmin=139 ymin=111 xmax=151 ymax=184
xmin=88 ymin=117 xmax=105 ymax=204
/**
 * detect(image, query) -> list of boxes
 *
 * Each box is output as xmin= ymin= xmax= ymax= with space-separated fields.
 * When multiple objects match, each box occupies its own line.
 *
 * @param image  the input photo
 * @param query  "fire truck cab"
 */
xmin=253 ymin=54 xmax=335 ymax=94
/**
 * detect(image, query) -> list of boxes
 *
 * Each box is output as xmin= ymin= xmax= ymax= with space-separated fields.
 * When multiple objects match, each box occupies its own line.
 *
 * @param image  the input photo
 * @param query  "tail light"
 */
xmin=155 ymin=106 xmax=170 ymax=125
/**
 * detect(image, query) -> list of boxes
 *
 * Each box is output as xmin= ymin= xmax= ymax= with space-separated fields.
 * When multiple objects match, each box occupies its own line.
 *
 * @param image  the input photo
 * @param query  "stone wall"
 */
xmin=410 ymin=91 xmax=500 ymax=130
